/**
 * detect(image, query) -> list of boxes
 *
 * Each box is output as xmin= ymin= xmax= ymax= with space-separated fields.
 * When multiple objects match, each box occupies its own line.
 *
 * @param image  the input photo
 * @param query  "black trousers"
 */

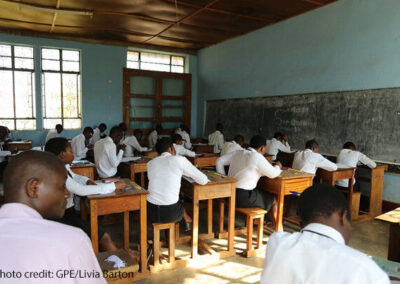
xmin=236 ymin=188 xmax=275 ymax=211
xmin=147 ymin=201 xmax=184 ymax=224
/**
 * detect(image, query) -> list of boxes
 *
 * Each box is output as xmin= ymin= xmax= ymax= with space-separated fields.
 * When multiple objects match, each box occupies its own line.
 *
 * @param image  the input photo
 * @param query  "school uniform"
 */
xmin=208 ymin=130 xmax=224 ymax=154
xmin=0 ymin=203 xmax=105 ymax=284
xmin=173 ymin=143 xmax=196 ymax=157
xmin=292 ymin=149 xmax=337 ymax=174
xmin=266 ymin=138 xmax=291 ymax=160
xmin=220 ymin=140 xmax=242 ymax=156
xmin=336 ymin=149 xmax=376 ymax=188
xmin=175 ymin=128 xmax=192 ymax=149
xmin=216 ymin=148 xmax=281 ymax=210
xmin=45 ymin=129 xmax=58 ymax=143
xmin=147 ymin=152 xmax=208 ymax=223
xmin=122 ymin=136 xmax=148 ymax=157
xmin=71 ymin=133 xmax=89 ymax=160
xmin=94 ymin=137 xmax=124 ymax=178
xmin=261 ymin=223 xmax=389 ymax=284
xmin=90 ymin=127 xmax=103 ymax=145
xmin=148 ymin=130 xmax=158 ymax=149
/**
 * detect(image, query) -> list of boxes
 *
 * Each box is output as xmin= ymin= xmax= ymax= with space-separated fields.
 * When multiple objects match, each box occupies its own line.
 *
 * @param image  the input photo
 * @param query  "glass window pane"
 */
xmin=63 ymin=118 xmax=81 ymax=129
xmin=141 ymin=62 xmax=170 ymax=72
xmin=171 ymin=56 xmax=184 ymax=66
xmin=62 ymin=74 xmax=78 ymax=118
xmin=0 ymin=45 xmax=11 ymax=56
xmin=16 ymin=119 xmax=36 ymax=130
xmin=62 ymin=50 xmax=79 ymax=61
xmin=15 ymin=71 xmax=35 ymax=118
xmin=43 ymin=118 xmax=62 ymax=130
xmin=43 ymin=72 xmax=61 ymax=118
xmin=0 ymin=56 xmax=12 ymax=68
xmin=42 ymin=48 xmax=60 ymax=60
xmin=14 ymin=46 xmax=33 ymax=58
xmin=171 ymin=66 xmax=184 ymax=73
xmin=42 ymin=59 xmax=60 ymax=71
xmin=127 ymin=51 xmax=139 ymax=61
xmin=127 ymin=61 xmax=139 ymax=69
xmin=0 ymin=70 xmax=14 ymax=118
xmin=15 ymin=58 xmax=34 ymax=69
xmin=0 ymin=120 xmax=14 ymax=130
xmin=141 ymin=52 xmax=170 ymax=64
xmin=62 ymin=61 xmax=79 ymax=72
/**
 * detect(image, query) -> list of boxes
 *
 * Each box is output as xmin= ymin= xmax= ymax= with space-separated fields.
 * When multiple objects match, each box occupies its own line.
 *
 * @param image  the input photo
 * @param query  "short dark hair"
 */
xmin=134 ymin=129 xmax=143 ymax=136
xmin=250 ymin=135 xmax=266 ymax=149
xmin=180 ymin=124 xmax=189 ymax=132
xmin=45 ymin=137 xmax=69 ymax=156
xmin=99 ymin=123 xmax=107 ymax=130
xmin=274 ymin=132 xmax=284 ymax=139
xmin=109 ymin=126 xmax=122 ymax=138
xmin=155 ymin=124 xmax=162 ymax=131
xmin=343 ymin=142 xmax=356 ymax=150
xmin=83 ymin=127 xmax=93 ymax=134
xmin=234 ymin=135 xmax=244 ymax=144
xmin=299 ymin=183 xmax=350 ymax=225
xmin=155 ymin=137 xmax=173 ymax=155
xmin=118 ymin=122 xmax=127 ymax=131
xmin=305 ymin=139 xmax=318 ymax=149
xmin=55 ymin=124 xmax=63 ymax=130
xmin=171 ymin=133 xmax=182 ymax=144
xmin=216 ymin=123 xmax=223 ymax=131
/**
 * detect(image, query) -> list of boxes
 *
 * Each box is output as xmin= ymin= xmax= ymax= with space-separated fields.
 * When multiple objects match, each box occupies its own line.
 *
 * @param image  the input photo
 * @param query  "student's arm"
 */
xmin=217 ymin=134 xmax=224 ymax=151
xmin=358 ymin=152 xmax=377 ymax=168
xmin=317 ymin=154 xmax=338 ymax=171
xmin=69 ymin=168 xmax=90 ymax=185
xmin=216 ymin=151 xmax=235 ymax=175
xmin=127 ymin=137 xmax=148 ymax=152
xmin=257 ymin=155 xmax=282 ymax=178
xmin=75 ymin=137 xmax=88 ymax=158
xmin=184 ymin=132 xmax=192 ymax=149
xmin=182 ymin=147 xmax=196 ymax=157
xmin=106 ymin=143 xmax=124 ymax=168
xmin=181 ymin=157 xmax=208 ymax=185
xmin=67 ymin=175 xmax=115 ymax=196
xmin=278 ymin=141 xmax=291 ymax=153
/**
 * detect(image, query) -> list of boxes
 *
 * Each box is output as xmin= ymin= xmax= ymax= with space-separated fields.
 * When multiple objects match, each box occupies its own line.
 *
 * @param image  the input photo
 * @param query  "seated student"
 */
xmin=292 ymin=139 xmax=337 ymax=174
xmin=0 ymin=151 xmax=105 ymax=283
xmin=0 ymin=126 xmax=11 ymax=181
xmin=175 ymin=124 xmax=192 ymax=149
xmin=91 ymin=123 xmax=107 ymax=145
xmin=172 ymin=133 xmax=196 ymax=157
xmin=266 ymin=132 xmax=292 ymax=160
xmin=336 ymin=141 xmax=376 ymax=190
xmin=220 ymin=134 xmax=245 ymax=156
xmin=71 ymin=127 xmax=94 ymax=160
xmin=148 ymin=124 xmax=162 ymax=149
xmin=208 ymin=123 xmax=225 ymax=154
xmin=216 ymin=135 xmax=282 ymax=222
xmin=118 ymin=122 xmax=128 ymax=140
xmin=147 ymin=137 xmax=208 ymax=231
xmin=46 ymin=137 xmax=125 ymax=251
xmin=45 ymin=124 xmax=63 ymax=143
xmin=261 ymin=183 xmax=389 ymax=284
xmin=122 ymin=129 xmax=148 ymax=157
xmin=94 ymin=126 xmax=125 ymax=178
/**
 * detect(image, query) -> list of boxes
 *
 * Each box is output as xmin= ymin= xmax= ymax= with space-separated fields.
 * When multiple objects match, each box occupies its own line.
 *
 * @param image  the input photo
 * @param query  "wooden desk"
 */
xmin=181 ymin=171 xmax=236 ymax=259
xmin=7 ymin=141 xmax=32 ymax=151
xmin=70 ymin=162 xmax=96 ymax=179
xmin=188 ymin=154 xmax=218 ymax=168
xmin=193 ymin=144 xmax=214 ymax=153
xmin=258 ymin=169 xmax=314 ymax=231
xmin=376 ymin=208 xmax=400 ymax=262
xmin=88 ymin=181 xmax=149 ymax=280
xmin=119 ymin=158 xmax=151 ymax=186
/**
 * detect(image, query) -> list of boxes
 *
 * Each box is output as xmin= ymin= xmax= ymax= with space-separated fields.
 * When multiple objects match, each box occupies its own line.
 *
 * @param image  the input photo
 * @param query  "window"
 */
xmin=0 ymin=44 xmax=36 ymax=130
xmin=127 ymin=51 xmax=185 ymax=73
xmin=41 ymin=48 xmax=81 ymax=129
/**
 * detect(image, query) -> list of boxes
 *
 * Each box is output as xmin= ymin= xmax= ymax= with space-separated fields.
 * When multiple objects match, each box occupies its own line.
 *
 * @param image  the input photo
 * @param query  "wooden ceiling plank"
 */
xmin=94 ymin=10 xmax=174 ymax=25
xmin=303 ymin=0 xmax=323 ymax=6
xmin=49 ymin=0 xmax=61 ymax=33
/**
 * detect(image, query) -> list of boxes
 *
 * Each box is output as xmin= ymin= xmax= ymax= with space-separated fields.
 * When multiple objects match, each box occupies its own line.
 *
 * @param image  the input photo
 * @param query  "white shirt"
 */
xmin=261 ymin=223 xmax=389 ymax=284
xmin=266 ymin=138 xmax=291 ymax=160
xmin=208 ymin=130 xmax=224 ymax=153
xmin=216 ymin=148 xmax=282 ymax=190
xmin=94 ymin=137 xmax=124 ymax=178
xmin=90 ymin=127 xmax=102 ymax=145
xmin=65 ymin=164 xmax=115 ymax=209
xmin=45 ymin=129 xmax=58 ymax=143
xmin=175 ymin=129 xmax=192 ymax=149
xmin=122 ymin=136 xmax=148 ymax=157
xmin=148 ymin=130 xmax=158 ymax=149
xmin=292 ymin=149 xmax=337 ymax=174
xmin=173 ymin=143 xmax=196 ymax=157
xmin=147 ymin=152 xmax=208 ymax=205
xmin=336 ymin=149 xmax=377 ymax=187
xmin=0 ymin=150 xmax=11 ymax=162
xmin=71 ymin=133 xmax=89 ymax=160
xmin=221 ymin=141 xmax=243 ymax=156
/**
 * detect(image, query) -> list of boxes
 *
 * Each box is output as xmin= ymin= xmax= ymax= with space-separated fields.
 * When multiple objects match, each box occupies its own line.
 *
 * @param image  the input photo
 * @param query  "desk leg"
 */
xmin=370 ymin=168 xmax=385 ymax=217
xmin=207 ymin=199 xmax=213 ymax=236
xmin=139 ymin=196 xmax=148 ymax=273
xmin=227 ymin=186 xmax=236 ymax=253
xmin=141 ymin=172 xmax=145 ymax=187
xmin=191 ymin=191 xmax=199 ymax=259
xmin=90 ymin=200 xmax=99 ymax=253
xmin=274 ymin=189 xmax=285 ymax=232
xmin=388 ymin=223 xmax=400 ymax=262
xmin=123 ymin=211 xmax=129 ymax=250
xmin=130 ymin=165 xmax=135 ymax=182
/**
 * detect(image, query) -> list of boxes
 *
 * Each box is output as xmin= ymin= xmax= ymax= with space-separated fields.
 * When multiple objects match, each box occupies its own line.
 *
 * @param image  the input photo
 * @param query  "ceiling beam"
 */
xmin=49 ymin=0 xmax=61 ymax=33
xmin=302 ymin=0 xmax=323 ymax=6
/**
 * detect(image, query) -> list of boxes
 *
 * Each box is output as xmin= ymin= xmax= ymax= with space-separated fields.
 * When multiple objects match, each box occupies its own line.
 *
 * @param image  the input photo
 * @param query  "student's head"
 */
xmin=0 ymin=126 xmax=7 ymax=141
xmin=109 ymin=126 xmax=123 ymax=144
xmin=250 ymin=135 xmax=267 ymax=154
xmin=171 ymin=133 xmax=183 ymax=145
xmin=155 ymin=124 xmax=162 ymax=132
xmin=55 ymin=124 xmax=63 ymax=134
xmin=180 ymin=124 xmax=189 ymax=133
xmin=273 ymin=132 xmax=284 ymax=141
xmin=216 ymin=123 xmax=223 ymax=132
xmin=299 ymin=183 xmax=351 ymax=244
xmin=45 ymin=137 xmax=74 ymax=164
xmin=118 ymin=122 xmax=127 ymax=132
xmin=234 ymin=135 xmax=245 ymax=146
xmin=305 ymin=139 xmax=319 ymax=152
xmin=99 ymin=123 xmax=107 ymax=133
xmin=133 ymin=129 xmax=143 ymax=140
xmin=3 ymin=151 xmax=70 ymax=220
xmin=155 ymin=137 xmax=175 ymax=155
xmin=343 ymin=142 xmax=356 ymax=151
xmin=83 ymin=127 xmax=94 ymax=140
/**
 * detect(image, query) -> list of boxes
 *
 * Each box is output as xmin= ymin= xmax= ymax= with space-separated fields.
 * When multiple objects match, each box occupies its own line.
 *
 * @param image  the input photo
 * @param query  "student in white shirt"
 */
xmin=147 ymin=137 xmax=208 ymax=231
xmin=45 ymin=124 xmax=63 ymax=143
xmin=71 ymin=127 xmax=94 ymax=160
xmin=216 ymin=135 xmax=282 ymax=223
xmin=123 ymin=129 xmax=148 ymax=157
xmin=172 ymin=133 xmax=196 ymax=157
xmin=91 ymin=123 xmax=107 ymax=145
xmin=94 ymin=126 xmax=126 ymax=178
xmin=220 ymin=134 xmax=244 ymax=156
xmin=148 ymin=124 xmax=162 ymax=149
xmin=261 ymin=183 xmax=389 ymax=284
xmin=336 ymin=141 xmax=376 ymax=190
xmin=118 ymin=122 xmax=128 ymax=140
xmin=292 ymin=139 xmax=337 ymax=174
xmin=208 ymin=123 xmax=224 ymax=154
xmin=175 ymin=124 xmax=192 ymax=149
xmin=1 ymin=150 xmax=105 ymax=283
xmin=266 ymin=132 xmax=291 ymax=160
xmin=0 ymin=126 xmax=10 ymax=181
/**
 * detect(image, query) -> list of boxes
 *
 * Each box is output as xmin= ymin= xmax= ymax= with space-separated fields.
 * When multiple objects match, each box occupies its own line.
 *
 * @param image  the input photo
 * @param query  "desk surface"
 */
xmin=70 ymin=161 xmax=95 ymax=168
xmin=278 ymin=169 xmax=314 ymax=180
xmin=124 ymin=157 xmax=152 ymax=164
xmin=88 ymin=180 xmax=148 ymax=200
xmin=8 ymin=141 xmax=32 ymax=144
xmin=183 ymin=170 xmax=236 ymax=185
xmin=376 ymin=207 xmax=400 ymax=223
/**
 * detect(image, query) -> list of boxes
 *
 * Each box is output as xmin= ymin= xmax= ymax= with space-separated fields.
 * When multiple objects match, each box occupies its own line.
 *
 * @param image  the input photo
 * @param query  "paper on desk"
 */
xmin=105 ymin=255 xmax=126 ymax=269
xmin=121 ymin=156 xmax=141 ymax=162
xmin=371 ymin=256 xmax=400 ymax=279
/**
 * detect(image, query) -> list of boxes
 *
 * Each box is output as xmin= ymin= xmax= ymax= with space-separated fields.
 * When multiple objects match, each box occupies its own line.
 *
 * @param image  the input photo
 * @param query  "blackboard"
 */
xmin=205 ymin=88 xmax=400 ymax=163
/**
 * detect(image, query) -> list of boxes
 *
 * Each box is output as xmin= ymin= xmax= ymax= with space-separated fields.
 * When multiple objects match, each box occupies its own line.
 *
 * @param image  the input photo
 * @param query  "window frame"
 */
xmin=127 ymin=50 xmax=185 ymax=73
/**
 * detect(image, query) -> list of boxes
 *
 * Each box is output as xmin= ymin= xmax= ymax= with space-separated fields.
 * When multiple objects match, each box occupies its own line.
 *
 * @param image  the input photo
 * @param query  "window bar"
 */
xmin=11 ymin=46 xmax=16 ymax=130
xmin=31 ymin=71 xmax=34 ymax=118
xmin=76 ymin=74 xmax=79 ymax=117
